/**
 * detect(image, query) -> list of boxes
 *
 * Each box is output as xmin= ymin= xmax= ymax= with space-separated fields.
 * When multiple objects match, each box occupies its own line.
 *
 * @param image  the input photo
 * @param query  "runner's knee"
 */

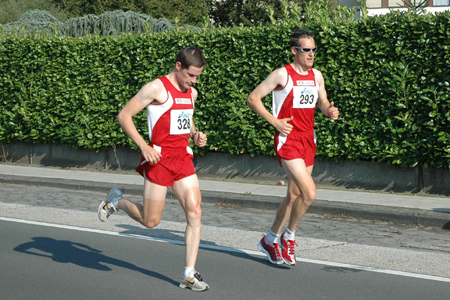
xmin=287 ymin=190 xmax=300 ymax=204
xmin=185 ymin=206 xmax=202 ymax=224
xmin=303 ymin=189 xmax=316 ymax=206
xmin=143 ymin=217 xmax=161 ymax=228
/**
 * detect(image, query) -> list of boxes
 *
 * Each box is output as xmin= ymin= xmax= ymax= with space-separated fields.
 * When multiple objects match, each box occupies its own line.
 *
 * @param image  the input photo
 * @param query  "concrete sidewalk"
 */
xmin=0 ymin=163 xmax=449 ymax=229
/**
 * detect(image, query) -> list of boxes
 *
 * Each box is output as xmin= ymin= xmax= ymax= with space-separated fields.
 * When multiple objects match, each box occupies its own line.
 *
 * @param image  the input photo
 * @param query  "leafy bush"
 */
xmin=314 ymin=10 xmax=450 ymax=168
xmin=0 ymin=9 xmax=195 ymax=36
xmin=1 ymin=10 xmax=449 ymax=169
xmin=50 ymin=0 xmax=210 ymax=27
xmin=0 ymin=0 xmax=68 ymax=24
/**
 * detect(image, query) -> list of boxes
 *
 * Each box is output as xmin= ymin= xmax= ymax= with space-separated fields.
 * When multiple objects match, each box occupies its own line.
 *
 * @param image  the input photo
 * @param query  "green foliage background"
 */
xmin=1 ymin=0 xmax=339 ymax=28
xmin=50 ymin=0 xmax=210 ymax=27
xmin=0 ymin=9 xmax=183 ymax=37
xmin=0 ymin=0 xmax=69 ymax=24
xmin=0 ymin=0 xmax=209 ymax=27
xmin=1 ymin=11 xmax=450 ymax=169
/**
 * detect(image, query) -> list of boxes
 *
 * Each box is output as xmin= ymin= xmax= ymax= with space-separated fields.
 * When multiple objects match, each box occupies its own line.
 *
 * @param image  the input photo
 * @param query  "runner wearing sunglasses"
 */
xmin=247 ymin=28 xmax=339 ymax=265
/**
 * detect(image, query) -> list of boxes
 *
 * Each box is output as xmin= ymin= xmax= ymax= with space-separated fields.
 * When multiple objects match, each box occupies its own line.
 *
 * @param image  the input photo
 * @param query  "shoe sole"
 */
xmin=98 ymin=188 xmax=122 ymax=222
xmin=179 ymin=282 xmax=209 ymax=292
xmin=257 ymin=242 xmax=284 ymax=265
xmin=97 ymin=199 xmax=110 ymax=222
xmin=282 ymin=256 xmax=296 ymax=266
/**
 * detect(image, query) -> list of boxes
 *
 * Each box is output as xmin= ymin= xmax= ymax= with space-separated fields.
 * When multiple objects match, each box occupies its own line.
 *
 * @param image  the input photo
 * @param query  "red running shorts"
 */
xmin=135 ymin=145 xmax=195 ymax=187
xmin=274 ymin=130 xmax=316 ymax=167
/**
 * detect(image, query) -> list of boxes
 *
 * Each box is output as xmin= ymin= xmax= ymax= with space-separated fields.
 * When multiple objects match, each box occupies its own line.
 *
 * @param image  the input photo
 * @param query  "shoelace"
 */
xmin=287 ymin=240 xmax=298 ymax=255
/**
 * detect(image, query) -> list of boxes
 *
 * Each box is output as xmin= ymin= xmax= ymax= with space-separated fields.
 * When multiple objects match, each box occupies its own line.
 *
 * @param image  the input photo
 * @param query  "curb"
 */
xmin=1 ymin=174 xmax=449 ymax=230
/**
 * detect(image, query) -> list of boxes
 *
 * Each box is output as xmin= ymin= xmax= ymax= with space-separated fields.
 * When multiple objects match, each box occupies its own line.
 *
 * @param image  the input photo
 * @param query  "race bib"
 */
xmin=293 ymin=86 xmax=318 ymax=109
xmin=170 ymin=109 xmax=193 ymax=135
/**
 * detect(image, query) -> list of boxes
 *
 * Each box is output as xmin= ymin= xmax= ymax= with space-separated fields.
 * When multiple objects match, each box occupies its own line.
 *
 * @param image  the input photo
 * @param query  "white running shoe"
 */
xmin=98 ymin=188 xmax=122 ymax=222
xmin=179 ymin=270 xmax=209 ymax=292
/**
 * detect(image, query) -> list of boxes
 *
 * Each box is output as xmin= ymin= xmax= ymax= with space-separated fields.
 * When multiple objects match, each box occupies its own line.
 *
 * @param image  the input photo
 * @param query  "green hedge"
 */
xmin=1 ymin=11 xmax=450 ymax=169
xmin=315 ymin=11 xmax=450 ymax=168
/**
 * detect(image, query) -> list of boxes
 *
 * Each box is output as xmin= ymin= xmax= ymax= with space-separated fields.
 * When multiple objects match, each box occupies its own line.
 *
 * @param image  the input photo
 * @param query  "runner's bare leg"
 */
xmin=270 ymin=159 xmax=315 ymax=234
xmin=282 ymin=159 xmax=316 ymax=232
xmin=117 ymin=178 xmax=167 ymax=227
xmin=173 ymin=174 xmax=203 ymax=267
xmin=270 ymin=177 xmax=300 ymax=234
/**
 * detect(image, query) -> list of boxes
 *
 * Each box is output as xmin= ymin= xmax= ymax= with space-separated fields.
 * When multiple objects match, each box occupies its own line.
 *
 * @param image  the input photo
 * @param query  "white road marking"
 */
xmin=2 ymin=216 xmax=450 ymax=283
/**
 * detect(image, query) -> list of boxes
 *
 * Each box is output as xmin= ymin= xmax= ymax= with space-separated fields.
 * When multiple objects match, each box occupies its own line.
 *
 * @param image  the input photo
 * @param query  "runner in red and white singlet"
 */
xmin=135 ymin=75 xmax=197 ymax=187
xmin=273 ymin=64 xmax=319 ymax=167
xmin=145 ymin=75 xmax=194 ymax=148
xmin=248 ymin=29 xmax=340 ymax=266
xmin=98 ymin=47 xmax=210 ymax=291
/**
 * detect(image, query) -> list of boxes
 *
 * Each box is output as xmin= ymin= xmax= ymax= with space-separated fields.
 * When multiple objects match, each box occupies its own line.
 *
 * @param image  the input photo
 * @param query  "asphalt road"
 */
xmin=1 ymin=182 xmax=449 ymax=253
xmin=0 ymin=183 xmax=449 ymax=299
xmin=2 ymin=220 xmax=450 ymax=300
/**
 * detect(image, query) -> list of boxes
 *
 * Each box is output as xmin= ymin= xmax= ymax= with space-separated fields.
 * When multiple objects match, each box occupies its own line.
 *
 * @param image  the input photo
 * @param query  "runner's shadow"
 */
xmin=201 ymin=246 xmax=291 ymax=269
xmin=116 ymin=224 xmax=291 ymax=269
xmin=13 ymin=237 xmax=178 ymax=286
xmin=432 ymin=208 xmax=450 ymax=213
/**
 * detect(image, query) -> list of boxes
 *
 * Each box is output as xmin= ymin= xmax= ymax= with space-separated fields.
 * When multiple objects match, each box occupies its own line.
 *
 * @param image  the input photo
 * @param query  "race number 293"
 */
xmin=293 ymin=86 xmax=318 ymax=109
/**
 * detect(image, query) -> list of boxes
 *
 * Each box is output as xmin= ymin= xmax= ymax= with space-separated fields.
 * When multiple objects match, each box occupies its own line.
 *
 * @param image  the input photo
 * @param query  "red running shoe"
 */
xmin=257 ymin=236 xmax=283 ymax=264
xmin=280 ymin=234 xmax=298 ymax=265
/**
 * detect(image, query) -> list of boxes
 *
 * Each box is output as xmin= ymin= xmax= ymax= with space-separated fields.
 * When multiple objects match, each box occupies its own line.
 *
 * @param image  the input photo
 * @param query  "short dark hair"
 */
xmin=290 ymin=28 xmax=314 ymax=48
xmin=176 ymin=47 xmax=206 ymax=69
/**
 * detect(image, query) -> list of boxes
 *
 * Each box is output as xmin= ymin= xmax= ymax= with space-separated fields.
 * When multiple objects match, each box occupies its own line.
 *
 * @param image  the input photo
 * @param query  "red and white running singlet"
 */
xmin=145 ymin=76 xmax=194 ymax=148
xmin=272 ymin=65 xmax=319 ymax=151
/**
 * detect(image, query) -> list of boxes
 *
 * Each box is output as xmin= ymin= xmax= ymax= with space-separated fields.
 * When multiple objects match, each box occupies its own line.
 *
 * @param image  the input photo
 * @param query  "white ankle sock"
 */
xmin=110 ymin=196 xmax=122 ymax=210
xmin=183 ymin=267 xmax=195 ymax=277
xmin=265 ymin=230 xmax=279 ymax=245
xmin=283 ymin=228 xmax=296 ymax=241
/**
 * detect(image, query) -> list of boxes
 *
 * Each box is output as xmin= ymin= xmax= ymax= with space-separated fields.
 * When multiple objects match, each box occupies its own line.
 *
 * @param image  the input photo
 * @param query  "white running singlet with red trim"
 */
xmin=272 ymin=65 xmax=319 ymax=150
xmin=145 ymin=76 xmax=194 ymax=148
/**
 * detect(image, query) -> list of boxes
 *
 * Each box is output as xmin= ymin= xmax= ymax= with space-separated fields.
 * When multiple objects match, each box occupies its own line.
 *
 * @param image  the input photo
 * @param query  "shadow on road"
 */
xmin=13 ymin=237 xmax=179 ymax=286
xmin=116 ymin=224 xmax=292 ymax=269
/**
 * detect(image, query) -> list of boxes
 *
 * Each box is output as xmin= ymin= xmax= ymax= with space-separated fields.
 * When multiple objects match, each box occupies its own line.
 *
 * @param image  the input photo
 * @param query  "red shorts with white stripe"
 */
xmin=274 ymin=130 xmax=316 ymax=167
xmin=135 ymin=145 xmax=195 ymax=187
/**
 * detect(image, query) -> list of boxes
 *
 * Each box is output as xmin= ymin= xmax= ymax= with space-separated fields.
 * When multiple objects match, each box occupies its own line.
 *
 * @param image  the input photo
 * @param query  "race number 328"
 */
xmin=170 ymin=109 xmax=193 ymax=135
xmin=293 ymin=86 xmax=318 ymax=109
xmin=177 ymin=118 xmax=190 ymax=130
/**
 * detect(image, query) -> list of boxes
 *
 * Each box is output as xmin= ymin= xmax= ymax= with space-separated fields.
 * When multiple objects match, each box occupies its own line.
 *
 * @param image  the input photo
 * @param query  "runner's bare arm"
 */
xmin=117 ymin=80 xmax=165 ymax=163
xmin=247 ymin=68 xmax=294 ymax=136
xmin=313 ymin=69 xmax=339 ymax=120
xmin=190 ymin=88 xmax=207 ymax=147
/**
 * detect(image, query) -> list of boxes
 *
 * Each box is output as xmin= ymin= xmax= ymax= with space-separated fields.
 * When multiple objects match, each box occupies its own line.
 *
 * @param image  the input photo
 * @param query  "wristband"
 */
xmin=190 ymin=132 xmax=197 ymax=139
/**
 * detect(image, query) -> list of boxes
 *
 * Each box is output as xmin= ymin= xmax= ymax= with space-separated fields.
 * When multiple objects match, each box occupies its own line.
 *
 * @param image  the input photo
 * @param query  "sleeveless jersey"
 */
xmin=145 ymin=76 xmax=194 ymax=148
xmin=272 ymin=65 xmax=319 ymax=133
